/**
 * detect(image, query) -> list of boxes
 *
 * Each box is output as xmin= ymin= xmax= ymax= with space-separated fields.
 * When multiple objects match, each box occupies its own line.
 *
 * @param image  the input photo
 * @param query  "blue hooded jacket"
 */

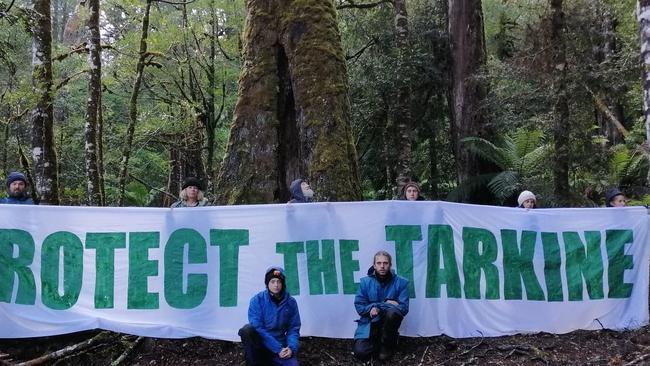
xmin=354 ymin=266 xmax=409 ymax=339
xmin=248 ymin=268 xmax=301 ymax=354
xmin=288 ymin=179 xmax=311 ymax=203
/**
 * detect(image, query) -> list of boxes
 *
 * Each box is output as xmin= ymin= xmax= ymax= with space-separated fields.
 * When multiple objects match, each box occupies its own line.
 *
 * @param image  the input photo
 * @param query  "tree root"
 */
xmin=111 ymin=336 xmax=144 ymax=366
xmin=14 ymin=331 xmax=112 ymax=366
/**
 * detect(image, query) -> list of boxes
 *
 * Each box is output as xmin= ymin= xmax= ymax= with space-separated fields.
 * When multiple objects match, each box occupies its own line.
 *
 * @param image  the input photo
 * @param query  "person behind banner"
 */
xmin=239 ymin=267 xmax=301 ymax=366
xmin=353 ymin=251 xmax=409 ymax=362
xmin=0 ymin=171 xmax=34 ymax=205
xmin=288 ymin=179 xmax=314 ymax=203
xmin=171 ymin=177 xmax=209 ymax=207
xmin=605 ymin=187 xmax=627 ymax=207
xmin=517 ymin=190 xmax=536 ymax=209
xmin=399 ymin=181 xmax=425 ymax=201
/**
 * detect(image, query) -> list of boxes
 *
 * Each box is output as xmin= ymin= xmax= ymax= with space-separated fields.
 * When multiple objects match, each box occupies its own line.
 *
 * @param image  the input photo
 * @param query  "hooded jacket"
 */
xmin=399 ymin=182 xmax=425 ymax=201
xmin=353 ymin=266 xmax=409 ymax=339
xmin=288 ymin=179 xmax=311 ymax=203
xmin=248 ymin=268 xmax=301 ymax=354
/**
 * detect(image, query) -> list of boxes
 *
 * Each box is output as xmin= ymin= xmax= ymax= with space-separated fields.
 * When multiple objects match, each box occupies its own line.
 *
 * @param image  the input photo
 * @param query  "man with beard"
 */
xmin=353 ymin=251 xmax=409 ymax=361
xmin=0 ymin=172 xmax=34 ymax=204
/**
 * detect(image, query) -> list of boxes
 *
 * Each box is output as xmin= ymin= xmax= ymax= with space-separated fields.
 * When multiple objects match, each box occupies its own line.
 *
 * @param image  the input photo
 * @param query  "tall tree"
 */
xmin=447 ymin=0 xmax=491 ymax=186
xmin=550 ymin=0 xmax=570 ymax=203
xmin=30 ymin=0 xmax=60 ymax=204
xmin=84 ymin=0 xmax=103 ymax=205
xmin=640 ymin=0 xmax=650 ymax=186
xmin=117 ymin=0 xmax=154 ymax=206
xmin=216 ymin=0 xmax=361 ymax=204
xmin=392 ymin=0 xmax=413 ymax=187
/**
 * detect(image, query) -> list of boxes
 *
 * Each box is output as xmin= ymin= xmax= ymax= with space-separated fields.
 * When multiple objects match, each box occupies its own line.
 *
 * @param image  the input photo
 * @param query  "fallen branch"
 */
xmin=15 ymin=331 xmax=111 ymax=366
xmin=418 ymin=345 xmax=429 ymax=366
xmin=583 ymin=84 xmax=628 ymax=138
xmin=111 ymin=336 xmax=144 ymax=366
xmin=624 ymin=346 xmax=650 ymax=366
xmin=434 ymin=336 xmax=484 ymax=365
xmin=321 ymin=349 xmax=336 ymax=362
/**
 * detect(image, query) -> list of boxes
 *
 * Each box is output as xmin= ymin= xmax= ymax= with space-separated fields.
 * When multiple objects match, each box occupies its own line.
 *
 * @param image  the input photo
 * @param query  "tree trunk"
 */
xmin=447 ymin=0 xmax=491 ymax=185
xmin=30 ymin=0 xmax=60 ymax=205
xmin=551 ymin=0 xmax=570 ymax=204
xmin=216 ymin=0 xmax=361 ymax=204
xmin=117 ymin=0 xmax=152 ymax=206
xmin=83 ymin=0 xmax=102 ymax=206
xmin=393 ymin=0 xmax=412 ymax=187
xmin=639 ymin=0 xmax=650 ymax=186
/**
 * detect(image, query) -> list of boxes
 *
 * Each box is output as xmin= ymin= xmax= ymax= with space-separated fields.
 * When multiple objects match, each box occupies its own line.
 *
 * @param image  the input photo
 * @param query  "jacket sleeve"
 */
xmin=354 ymin=279 xmax=380 ymax=316
xmin=394 ymin=278 xmax=409 ymax=316
xmin=286 ymin=299 xmax=301 ymax=353
xmin=248 ymin=295 xmax=283 ymax=354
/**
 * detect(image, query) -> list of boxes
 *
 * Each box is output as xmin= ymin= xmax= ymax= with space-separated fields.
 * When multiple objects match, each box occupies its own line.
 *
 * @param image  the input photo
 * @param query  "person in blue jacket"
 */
xmin=0 ymin=171 xmax=34 ymax=205
xmin=353 ymin=250 xmax=409 ymax=361
xmin=288 ymin=179 xmax=313 ymax=203
xmin=239 ymin=267 xmax=301 ymax=366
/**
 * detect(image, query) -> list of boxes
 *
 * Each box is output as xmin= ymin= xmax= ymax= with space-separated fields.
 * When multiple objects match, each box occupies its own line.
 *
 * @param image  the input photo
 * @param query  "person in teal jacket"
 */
xmin=238 ymin=267 xmax=301 ymax=366
xmin=353 ymin=251 xmax=409 ymax=361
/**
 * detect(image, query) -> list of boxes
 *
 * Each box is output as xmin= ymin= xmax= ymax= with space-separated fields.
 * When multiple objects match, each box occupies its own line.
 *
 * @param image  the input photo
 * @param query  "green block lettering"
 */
xmin=306 ymin=240 xmax=338 ymax=295
xmin=425 ymin=225 xmax=461 ymax=298
xmin=563 ymin=231 xmax=604 ymax=301
xmin=386 ymin=225 xmax=421 ymax=298
xmin=128 ymin=232 xmax=159 ymax=309
xmin=462 ymin=227 xmax=499 ymax=299
xmin=165 ymin=229 xmax=207 ymax=309
xmin=606 ymin=230 xmax=633 ymax=298
xmin=339 ymin=240 xmax=360 ymax=294
xmin=41 ymin=232 xmax=83 ymax=310
xmin=86 ymin=232 xmax=126 ymax=308
xmin=0 ymin=229 xmax=36 ymax=304
xmin=541 ymin=232 xmax=563 ymax=301
xmin=277 ymin=242 xmax=304 ymax=296
xmin=210 ymin=229 xmax=248 ymax=307
xmin=501 ymin=230 xmax=544 ymax=301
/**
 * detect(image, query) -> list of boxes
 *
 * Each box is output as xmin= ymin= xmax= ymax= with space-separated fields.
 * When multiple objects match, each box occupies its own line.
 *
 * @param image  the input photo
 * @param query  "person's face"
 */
xmin=522 ymin=199 xmax=535 ymax=209
xmin=9 ymin=181 xmax=25 ymax=197
xmin=301 ymin=182 xmax=314 ymax=198
xmin=186 ymin=186 xmax=199 ymax=200
xmin=268 ymin=278 xmax=283 ymax=295
xmin=610 ymin=195 xmax=627 ymax=207
xmin=405 ymin=186 xmax=419 ymax=201
xmin=373 ymin=255 xmax=391 ymax=277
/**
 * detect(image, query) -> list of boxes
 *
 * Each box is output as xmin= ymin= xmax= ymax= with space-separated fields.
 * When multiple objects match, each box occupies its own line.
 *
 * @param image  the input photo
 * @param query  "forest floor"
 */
xmin=2 ymin=325 xmax=650 ymax=366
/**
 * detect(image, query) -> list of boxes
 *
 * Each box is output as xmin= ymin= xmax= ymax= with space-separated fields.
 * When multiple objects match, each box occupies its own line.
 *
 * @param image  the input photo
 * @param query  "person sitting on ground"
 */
xmin=0 ymin=171 xmax=34 ymax=205
xmin=605 ymin=187 xmax=627 ymax=207
xmin=353 ymin=251 xmax=409 ymax=362
xmin=399 ymin=181 xmax=425 ymax=201
xmin=170 ymin=177 xmax=209 ymax=207
xmin=517 ymin=190 xmax=536 ymax=209
xmin=288 ymin=179 xmax=314 ymax=203
xmin=238 ymin=267 xmax=301 ymax=366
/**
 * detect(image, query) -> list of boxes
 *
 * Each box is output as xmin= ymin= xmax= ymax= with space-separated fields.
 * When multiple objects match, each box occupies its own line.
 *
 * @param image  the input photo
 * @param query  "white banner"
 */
xmin=0 ymin=201 xmax=648 ymax=340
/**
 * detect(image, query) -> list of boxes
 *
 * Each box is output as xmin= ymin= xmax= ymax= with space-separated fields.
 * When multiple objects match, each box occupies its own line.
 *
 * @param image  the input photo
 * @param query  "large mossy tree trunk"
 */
xmin=216 ymin=0 xmax=361 ymax=204
xmin=639 ymin=0 xmax=650 ymax=186
xmin=550 ymin=0 xmax=570 ymax=204
xmin=30 ymin=0 xmax=60 ymax=205
xmin=447 ymin=0 xmax=491 ymax=186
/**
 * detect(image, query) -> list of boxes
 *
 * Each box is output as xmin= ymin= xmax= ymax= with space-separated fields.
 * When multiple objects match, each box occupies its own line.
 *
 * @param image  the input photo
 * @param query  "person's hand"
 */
xmin=370 ymin=307 xmax=379 ymax=318
xmin=386 ymin=300 xmax=399 ymax=307
xmin=279 ymin=347 xmax=293 ymax=359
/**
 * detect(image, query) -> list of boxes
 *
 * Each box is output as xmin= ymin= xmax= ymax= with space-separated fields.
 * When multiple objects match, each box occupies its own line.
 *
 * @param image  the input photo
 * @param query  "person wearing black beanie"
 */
xmin=170 ymin=177 xmax=209 ymax=207
xmin=239 ymin=267 xmax=301 ymax=365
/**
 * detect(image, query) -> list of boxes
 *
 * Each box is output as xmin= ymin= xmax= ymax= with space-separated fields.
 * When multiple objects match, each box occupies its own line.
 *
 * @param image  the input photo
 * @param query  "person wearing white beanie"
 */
xmin=517 ymin=190 xmax=536 ymax=209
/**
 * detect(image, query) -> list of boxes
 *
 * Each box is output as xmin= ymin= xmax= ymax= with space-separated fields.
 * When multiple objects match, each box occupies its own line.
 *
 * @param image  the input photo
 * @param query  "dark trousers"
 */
xmin=239 ymin=324 xmax=299 ymax=366
xmin=353 ymin=307 xmax=404 ymax=361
